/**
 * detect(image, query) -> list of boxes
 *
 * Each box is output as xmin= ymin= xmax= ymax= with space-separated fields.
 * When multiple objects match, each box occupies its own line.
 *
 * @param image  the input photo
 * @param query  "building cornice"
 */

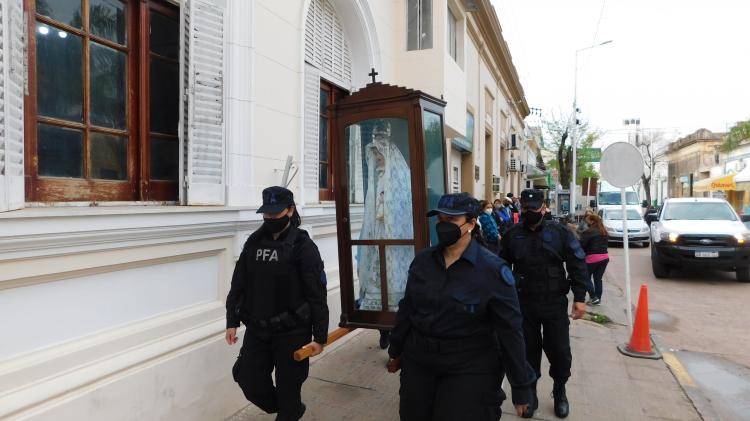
xmin=473 ymin=0 xmax=529 ymax=117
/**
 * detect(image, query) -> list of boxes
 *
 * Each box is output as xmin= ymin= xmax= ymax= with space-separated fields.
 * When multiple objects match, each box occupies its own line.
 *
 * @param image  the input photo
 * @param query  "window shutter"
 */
xmin=0 ymin=0 xmax=25 ymax=212
xmin=303 ymin=0 xmax=351 ymax=89
xmin=182 ymin=0 xmax=226 ymax=205
xmin=303 ymin=64 xmax=320 ymax=193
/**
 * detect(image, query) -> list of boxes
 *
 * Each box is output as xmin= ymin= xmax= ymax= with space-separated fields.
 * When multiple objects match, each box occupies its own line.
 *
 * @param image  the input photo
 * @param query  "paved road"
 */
xmin=606 ymin=243 xmax=750 ymax=420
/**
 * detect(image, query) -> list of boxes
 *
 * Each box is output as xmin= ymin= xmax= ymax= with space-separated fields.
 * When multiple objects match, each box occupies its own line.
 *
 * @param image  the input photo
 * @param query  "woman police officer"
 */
xmin=387 ymin=192 xmax=535 ymax=421
xmin=225 ymin=186 xmax=329 ymax=421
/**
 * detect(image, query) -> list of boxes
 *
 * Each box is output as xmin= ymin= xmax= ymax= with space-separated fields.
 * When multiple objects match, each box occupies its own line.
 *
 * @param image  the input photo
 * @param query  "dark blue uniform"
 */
xmin=389 ymin=239 xmax=536 ymax=421
xmin=500 ymin=218 xmax=588 ymax=417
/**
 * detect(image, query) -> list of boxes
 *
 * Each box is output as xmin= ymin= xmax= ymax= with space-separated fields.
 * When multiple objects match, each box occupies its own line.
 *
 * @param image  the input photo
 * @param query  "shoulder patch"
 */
xmin=501 ymin=265 xmax=515 ymax=286
xmin=320 ymin=271 xmax=328 ymax=286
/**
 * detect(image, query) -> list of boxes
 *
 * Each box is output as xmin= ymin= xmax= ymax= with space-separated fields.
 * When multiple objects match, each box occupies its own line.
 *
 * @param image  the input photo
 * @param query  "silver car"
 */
xmin=600 ymin=208 xmax=651 ymax=247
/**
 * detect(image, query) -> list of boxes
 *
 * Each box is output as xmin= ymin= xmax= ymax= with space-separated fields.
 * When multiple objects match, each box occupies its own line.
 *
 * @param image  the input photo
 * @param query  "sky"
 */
xmin=489 ymin=0 xmax=750 ymax=149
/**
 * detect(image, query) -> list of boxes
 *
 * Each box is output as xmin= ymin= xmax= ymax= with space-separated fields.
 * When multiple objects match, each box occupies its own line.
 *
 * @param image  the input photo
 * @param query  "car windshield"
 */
xmin=605 ymin=209 xmax=642 ymax=220
xmin=663 ymin=203 xmax=737 ymax=221
xmin=599 ymin=191 xmax=639 ymax=205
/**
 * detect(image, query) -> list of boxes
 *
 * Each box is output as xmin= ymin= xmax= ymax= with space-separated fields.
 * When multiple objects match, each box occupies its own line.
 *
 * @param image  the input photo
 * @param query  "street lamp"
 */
xmin=570 ymin=40 xmax=613 ymax=216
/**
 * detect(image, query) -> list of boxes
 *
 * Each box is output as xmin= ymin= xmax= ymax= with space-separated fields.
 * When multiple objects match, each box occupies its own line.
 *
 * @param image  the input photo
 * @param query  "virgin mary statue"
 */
xmin=357 ymin=121 xmax=414 ymax=311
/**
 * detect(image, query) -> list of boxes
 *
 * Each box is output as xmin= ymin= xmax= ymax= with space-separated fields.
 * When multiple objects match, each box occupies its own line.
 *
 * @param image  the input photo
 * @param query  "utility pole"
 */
xmin=571 ymin=40 xmax=612 ymax=218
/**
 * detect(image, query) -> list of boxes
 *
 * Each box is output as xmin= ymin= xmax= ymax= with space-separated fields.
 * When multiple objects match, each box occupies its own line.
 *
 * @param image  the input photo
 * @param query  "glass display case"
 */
xmin=332 ymin=82 xmax=447 ymax=329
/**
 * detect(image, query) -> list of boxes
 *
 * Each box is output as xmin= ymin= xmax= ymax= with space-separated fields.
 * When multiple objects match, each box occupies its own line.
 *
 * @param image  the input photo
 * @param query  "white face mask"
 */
xmin=484 ymin=209 xmax=493 ymax=215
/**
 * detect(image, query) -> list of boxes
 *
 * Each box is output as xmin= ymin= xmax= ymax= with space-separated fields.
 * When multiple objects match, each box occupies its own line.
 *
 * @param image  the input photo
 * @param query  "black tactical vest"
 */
xmin=508 ymin=222 xmax=570 ymax=297
xmin=243 ymin=227 xmax=305 ymax=322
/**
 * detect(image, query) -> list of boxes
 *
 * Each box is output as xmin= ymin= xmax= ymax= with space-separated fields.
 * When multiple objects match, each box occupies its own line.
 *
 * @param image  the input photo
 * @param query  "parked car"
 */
xmin=600 ymin=208 xmax=651 ymax=247
xmin=647 ymin=198 xmax=750 ymax=282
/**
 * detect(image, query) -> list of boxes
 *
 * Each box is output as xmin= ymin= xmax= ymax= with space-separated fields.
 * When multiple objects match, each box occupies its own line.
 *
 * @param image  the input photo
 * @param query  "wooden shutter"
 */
xmin=182 ymin=0 xmax=226 ymax=205
xmin=303 ymin=64 xmax=320 ymax=193
xmin=0 ymin=0 xmax=25 ymax=212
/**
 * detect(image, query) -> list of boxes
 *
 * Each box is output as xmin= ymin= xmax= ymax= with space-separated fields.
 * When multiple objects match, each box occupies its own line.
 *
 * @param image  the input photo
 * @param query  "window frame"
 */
xmin=23 ymin=0 xmax=180 ymax=202
xmin=447 ymin=6 xmax=457 ymax=61
xmin=319 ymin=79 xmax=347 ymax=201
xmin=406 ymin=0 xmax=433 ymax=51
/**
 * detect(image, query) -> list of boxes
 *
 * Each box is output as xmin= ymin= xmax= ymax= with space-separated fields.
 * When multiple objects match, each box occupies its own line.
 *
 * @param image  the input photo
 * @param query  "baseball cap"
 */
xmin=426 ymin=193 xmax=480 ymax=218
xmin=520 ymin=189 xmax=544 ymax=209
xmin=257 ymin=186 xmax=295 ymax=214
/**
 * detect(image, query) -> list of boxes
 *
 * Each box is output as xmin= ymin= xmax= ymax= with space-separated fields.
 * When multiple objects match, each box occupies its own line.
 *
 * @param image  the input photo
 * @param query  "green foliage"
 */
xmin=542 ymin=116 xmax=600 ymax=187
xmin=722 ymin=120 xmax=750 ymax=152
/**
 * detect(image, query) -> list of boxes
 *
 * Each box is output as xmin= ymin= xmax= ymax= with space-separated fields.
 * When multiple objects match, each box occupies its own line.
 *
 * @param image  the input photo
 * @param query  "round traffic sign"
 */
xmin=600 ymin=142 xmax=644 ymax=188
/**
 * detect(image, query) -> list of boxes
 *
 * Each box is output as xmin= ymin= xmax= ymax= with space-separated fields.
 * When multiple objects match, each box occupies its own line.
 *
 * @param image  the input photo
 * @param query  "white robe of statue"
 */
xmin=357 ymin=128 xmax=414 ymax=311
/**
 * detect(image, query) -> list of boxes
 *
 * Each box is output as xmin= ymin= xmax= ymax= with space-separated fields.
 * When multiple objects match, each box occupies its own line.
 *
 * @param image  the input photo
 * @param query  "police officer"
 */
xmin=388 ymin=193 xmax=536 ymax=421
xmin=499 ymin=189 xmax=588 ymax=419
xmin=225 ymin=186 xmax=329 ymax=421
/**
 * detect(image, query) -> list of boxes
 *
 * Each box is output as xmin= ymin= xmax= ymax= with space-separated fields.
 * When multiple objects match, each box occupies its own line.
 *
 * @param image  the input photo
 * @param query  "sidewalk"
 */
xmin=228 ymin=279 xmax=700 ymax=420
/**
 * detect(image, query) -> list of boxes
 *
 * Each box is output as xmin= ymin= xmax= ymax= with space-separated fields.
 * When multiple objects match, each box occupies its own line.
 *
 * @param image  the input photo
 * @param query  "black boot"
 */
xmin=553 ymin=381 xmax=569 ymax=418
xmin=275 ymin=403 xmax=305 ymax=421
xmin=379 ymin=330 xmax=390 ymax=350
xmin=521 ymin=382 xmax=538 ymax=419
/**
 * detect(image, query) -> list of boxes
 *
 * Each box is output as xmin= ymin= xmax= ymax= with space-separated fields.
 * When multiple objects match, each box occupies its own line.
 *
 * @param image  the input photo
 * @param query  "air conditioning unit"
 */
xmin=509 ymin=158 xmax=519 ymax=172
xmin=492 ymin=176 xmax=502 ymax=193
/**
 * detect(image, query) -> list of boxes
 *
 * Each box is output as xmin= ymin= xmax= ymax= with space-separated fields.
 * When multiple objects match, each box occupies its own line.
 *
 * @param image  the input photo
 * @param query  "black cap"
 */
xmin=257 ymin=186 xmax=295 ymax=214
xmin=426 ymin=193 xmax=479 ymax=218
xmin=520 ymin=189 xmax=544 ymax=209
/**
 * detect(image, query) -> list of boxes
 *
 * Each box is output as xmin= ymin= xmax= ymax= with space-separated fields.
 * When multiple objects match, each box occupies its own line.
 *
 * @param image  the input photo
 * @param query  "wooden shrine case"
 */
xmin=332 ymin=81 xmax=448 ymax=330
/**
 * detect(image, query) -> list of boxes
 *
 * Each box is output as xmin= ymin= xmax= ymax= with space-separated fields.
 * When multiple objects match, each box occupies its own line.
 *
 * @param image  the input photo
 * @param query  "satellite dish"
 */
xmin=600 ymin=142 xmax=643 ymax=188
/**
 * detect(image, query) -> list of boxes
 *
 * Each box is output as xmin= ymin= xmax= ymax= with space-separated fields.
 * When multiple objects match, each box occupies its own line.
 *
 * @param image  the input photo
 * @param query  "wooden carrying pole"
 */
xmin=293 ymin=328 xmax=354 ymax=361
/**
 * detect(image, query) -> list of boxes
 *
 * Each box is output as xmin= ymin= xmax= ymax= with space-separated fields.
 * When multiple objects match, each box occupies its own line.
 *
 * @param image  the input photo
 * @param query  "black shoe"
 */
xmin=275 ymin=403 xmax=305 ymax=421
xmin=379 ymin=330 xmax=390 ymax=350
xmin=591 ymin=297 xmax=601 ymax=306
xmin=521 ymin=386 xmax=538 ymax=418
xmin=553 ymin=383 xmax=569 ymax=418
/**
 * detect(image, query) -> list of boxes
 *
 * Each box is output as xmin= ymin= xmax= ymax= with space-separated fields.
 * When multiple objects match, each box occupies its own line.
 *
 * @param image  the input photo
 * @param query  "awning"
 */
xmin=734 ymin=166 xmax=750 ymax=183
xmin=693 ymin=173 xmax=736 ymax=192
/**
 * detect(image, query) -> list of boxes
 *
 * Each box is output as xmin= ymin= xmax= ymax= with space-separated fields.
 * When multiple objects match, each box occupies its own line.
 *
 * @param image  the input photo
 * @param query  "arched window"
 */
xmin=303 ymin=0 xmax=352 ymax=201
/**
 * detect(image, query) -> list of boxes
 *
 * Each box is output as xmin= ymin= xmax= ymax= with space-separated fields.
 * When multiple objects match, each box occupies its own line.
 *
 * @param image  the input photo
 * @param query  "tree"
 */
xmin=722 ymin=120 xmax=750 ymax=152
xmin=543 ymin=113 xmax=600 ymax=188
xmin=635 ymin=131 xmax=665 ymax=205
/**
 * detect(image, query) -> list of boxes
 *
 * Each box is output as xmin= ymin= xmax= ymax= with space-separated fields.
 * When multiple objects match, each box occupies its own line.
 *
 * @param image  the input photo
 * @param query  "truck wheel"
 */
xmin=652 ymin=256 xmax=670 ymax=279
xmin=737 ymin=267 xmax=750 ymax=283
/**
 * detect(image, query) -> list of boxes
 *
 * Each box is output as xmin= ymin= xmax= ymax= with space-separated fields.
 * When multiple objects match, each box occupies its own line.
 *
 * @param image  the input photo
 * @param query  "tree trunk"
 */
xmin=557 ymin=131 xmax=570 ymax=188
xmin=642 ymin=174 xmax=652 ymax=205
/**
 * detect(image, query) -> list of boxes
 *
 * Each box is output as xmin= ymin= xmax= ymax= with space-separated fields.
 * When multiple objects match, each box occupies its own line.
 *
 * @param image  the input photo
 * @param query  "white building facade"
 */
xmin=0 ymin=0 xmax=530 ymax=419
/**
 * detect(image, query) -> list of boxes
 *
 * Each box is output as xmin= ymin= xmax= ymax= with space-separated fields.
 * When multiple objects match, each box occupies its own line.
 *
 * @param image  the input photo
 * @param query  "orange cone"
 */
xmin=617 ymin=284 xmax=662 ymax=359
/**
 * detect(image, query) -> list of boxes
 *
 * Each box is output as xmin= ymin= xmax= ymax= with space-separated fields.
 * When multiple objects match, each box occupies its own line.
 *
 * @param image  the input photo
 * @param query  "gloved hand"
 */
xmin=386 ymin=357 xmax=402 ymax=373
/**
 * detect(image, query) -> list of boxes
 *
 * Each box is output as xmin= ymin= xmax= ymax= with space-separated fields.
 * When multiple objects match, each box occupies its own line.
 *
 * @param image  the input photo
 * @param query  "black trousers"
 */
xmin=519 ymin=297 xmax=572 ymax=382
xmin=399 ymin=337 xmax=503 ymax=421
xmin=586 ymin=259 xmax=609 ymax=299
xmin=233 ymin=329 xmax=310 ymax=421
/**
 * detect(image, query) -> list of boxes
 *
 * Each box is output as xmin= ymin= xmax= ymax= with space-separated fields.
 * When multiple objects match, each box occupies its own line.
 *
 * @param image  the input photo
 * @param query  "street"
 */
xmin=606 ymin=244 xmax=750 ymax=420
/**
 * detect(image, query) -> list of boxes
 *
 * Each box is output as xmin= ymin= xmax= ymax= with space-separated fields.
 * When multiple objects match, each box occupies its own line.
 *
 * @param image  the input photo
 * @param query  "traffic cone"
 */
xmin=617 ymin=284 xmax=662 ymax=360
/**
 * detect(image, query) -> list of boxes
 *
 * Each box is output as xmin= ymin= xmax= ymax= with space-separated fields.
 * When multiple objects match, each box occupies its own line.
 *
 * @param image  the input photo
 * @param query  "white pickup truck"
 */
xmin=647 ymin=198 xmax=750 ymax=282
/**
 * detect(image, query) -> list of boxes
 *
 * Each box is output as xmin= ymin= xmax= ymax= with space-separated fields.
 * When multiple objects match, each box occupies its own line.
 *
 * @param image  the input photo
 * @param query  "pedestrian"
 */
xmin=508 ymin=194 xmax=521 ymax=224
xmin=499 ymin=189 xmax=589 ymax=419
xmin=491 ymin=198 xmax=505 ymax=226
xmin=479 ymin=200 xmax=502 ymax=253
xmin=225 ymin=186 xmax=329 ymax=421
xmin=579 ymin=214 xmax=609 ymax=305
xmin=387 ymin=192 xmax=535 ymax=421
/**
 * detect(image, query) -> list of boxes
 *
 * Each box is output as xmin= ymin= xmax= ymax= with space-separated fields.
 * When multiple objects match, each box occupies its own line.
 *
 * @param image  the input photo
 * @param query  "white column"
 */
xmin=224 ymin=0 xmax=255 ymax=206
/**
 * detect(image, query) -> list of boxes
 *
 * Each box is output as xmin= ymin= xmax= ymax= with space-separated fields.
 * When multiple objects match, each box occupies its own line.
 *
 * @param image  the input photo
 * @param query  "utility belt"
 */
xmin=410 ymin=330 xmax=493 ymax=354
xmin=517 ymin=291 xmax=568 ymax=303
xmin=244 ymin=302 xmax=312 ymax=333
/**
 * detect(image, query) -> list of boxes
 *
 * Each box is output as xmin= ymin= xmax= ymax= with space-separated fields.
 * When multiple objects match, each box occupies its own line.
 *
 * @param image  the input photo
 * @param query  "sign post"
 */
xmin=600 ymin=142 xmax=644 ymax=332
